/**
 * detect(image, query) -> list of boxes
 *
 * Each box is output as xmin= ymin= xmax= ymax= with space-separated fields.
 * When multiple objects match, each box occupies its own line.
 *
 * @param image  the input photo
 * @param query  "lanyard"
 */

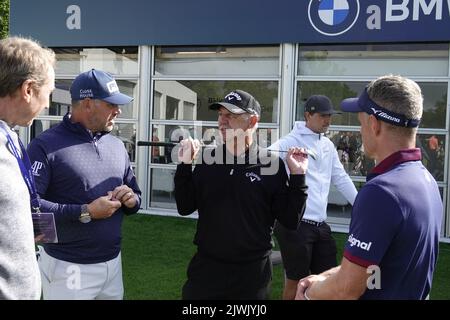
xmin=0 ymin=125 xmax=41 ymax=212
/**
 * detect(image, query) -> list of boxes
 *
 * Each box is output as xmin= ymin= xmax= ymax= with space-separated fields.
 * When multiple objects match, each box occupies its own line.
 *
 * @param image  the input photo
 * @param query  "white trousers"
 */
xmin=37 ymin=246 xmax=124 ymax=300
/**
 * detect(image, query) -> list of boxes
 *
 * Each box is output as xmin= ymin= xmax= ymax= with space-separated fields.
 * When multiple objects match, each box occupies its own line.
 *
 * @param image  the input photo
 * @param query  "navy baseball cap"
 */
xmin=341 ymin=88 xmax=420 ymax=128
xmin=210 ymin=90 xmax=261 ymax=117
xmin=70 ymin=69 xmax=133 ymax=105
xmin=304 ymin=95 xmax=341 ymax=115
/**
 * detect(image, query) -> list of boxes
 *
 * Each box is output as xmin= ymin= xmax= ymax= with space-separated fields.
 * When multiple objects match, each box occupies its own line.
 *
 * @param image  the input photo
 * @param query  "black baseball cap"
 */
xmin=304 ymin=95 xmax=341 ymax=115
xmin=210 ymin=90 xmax=261 ymax=117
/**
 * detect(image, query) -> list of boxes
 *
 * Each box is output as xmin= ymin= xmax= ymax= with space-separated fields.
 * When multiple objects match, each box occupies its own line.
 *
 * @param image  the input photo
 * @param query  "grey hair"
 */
xmin=367 ymin=75 xmax=423 ymax=123
xmin=0 ymin=37 xmax=55 ymax=97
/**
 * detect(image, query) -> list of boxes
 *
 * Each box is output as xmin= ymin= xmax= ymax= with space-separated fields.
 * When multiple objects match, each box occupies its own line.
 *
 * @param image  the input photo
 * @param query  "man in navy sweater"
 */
xmin=27 ymin=69 xmax=141 ymax=300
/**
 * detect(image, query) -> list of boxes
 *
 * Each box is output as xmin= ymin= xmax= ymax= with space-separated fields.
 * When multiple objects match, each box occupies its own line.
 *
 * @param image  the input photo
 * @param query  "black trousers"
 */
xmin=274 ymin=221 xmax=337 ymax=280
xmin=182 ymin=252 xmax=272 ymax=300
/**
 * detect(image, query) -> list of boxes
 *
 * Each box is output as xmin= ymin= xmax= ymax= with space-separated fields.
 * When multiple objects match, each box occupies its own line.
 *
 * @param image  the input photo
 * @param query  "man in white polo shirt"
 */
xmin=271 ymin=95 xmax=357 ymax=300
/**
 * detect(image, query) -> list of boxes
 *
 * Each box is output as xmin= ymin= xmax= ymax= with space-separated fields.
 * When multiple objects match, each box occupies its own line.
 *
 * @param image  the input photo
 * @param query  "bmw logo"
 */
xmin=308 ymin=0 xmax=360 ymax=36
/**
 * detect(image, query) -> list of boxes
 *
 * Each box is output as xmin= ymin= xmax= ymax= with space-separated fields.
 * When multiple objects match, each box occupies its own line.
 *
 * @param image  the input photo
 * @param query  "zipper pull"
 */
xmin=93 ymin=136 xmax=100 ymax=157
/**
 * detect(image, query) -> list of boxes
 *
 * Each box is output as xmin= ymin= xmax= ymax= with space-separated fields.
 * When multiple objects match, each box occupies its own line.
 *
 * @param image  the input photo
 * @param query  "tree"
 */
xmin=0 ymin=0 xmax=9 ymax=39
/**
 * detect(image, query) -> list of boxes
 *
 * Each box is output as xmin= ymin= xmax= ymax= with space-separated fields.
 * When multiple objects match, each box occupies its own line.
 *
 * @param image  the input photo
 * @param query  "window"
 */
xmin=54 ymin=47 xmax=138 ymax=75
xmin=148 ymin=45 xmax=280 ymax=210
xmin=153 ymin=80 xmax=279 ymax=123
xmin=110 ymin=123 xmax=137 ymax=163
xmin=149 ymin=168 xmax=177 ymax=210
xmin=296 ymin=43 xmax=449 ymax=232
xmin=326 ymin=130 xmax=375 ymax=177
xmin=296 ymin=81 xmax=448 ymax=129
xmin=155 ymin=45 xmax=279 ymax=77
xmin=298 ymin=43 xmax=449 ymax=77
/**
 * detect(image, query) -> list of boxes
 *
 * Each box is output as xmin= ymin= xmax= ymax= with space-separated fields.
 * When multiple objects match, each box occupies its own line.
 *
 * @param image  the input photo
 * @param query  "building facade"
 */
xmin=11 ymin=0 xmax=450 ymax=240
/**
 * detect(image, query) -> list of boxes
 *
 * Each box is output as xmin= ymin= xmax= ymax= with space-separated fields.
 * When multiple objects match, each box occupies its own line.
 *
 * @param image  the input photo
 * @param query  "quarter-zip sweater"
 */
xmin=175 ymin=144 xmax=308 ymax=263
xmin=27 ymin=113 xmax=141 ymax=264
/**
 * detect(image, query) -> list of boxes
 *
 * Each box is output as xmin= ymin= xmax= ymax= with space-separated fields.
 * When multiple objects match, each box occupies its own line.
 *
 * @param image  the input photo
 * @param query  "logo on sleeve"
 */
xmin=31 ymin=161 xmax=44 ymax=176
xmin=348 ymin=234 xmax=372 ymax=251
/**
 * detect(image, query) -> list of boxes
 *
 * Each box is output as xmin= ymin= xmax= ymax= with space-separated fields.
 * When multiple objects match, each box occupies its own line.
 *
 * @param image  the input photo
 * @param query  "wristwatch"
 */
xmin=79 ymin=204 xmax=92 ymax=223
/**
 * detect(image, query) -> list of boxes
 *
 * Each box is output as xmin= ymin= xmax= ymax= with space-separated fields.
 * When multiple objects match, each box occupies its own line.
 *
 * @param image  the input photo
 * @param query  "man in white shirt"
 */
xmin=271 ymin=95 xmax=357 ymax=299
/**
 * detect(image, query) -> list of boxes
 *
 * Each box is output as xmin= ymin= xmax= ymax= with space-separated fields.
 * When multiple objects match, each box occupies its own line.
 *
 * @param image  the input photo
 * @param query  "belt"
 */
xmin=301 ymin=219 xmax=324 ymax=227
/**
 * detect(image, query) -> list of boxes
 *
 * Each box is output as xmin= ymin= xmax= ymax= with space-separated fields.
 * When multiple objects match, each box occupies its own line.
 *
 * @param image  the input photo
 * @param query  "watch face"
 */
xmin=79 ymin=213 xmax=91 ymax=224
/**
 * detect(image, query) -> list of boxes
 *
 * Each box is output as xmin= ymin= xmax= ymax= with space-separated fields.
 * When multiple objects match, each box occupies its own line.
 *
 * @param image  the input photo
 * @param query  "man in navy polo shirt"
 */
xmin=27 ymin=69 xmax=142 ymax=300
xmin=296 ymin=75 xmax=442 ymax=300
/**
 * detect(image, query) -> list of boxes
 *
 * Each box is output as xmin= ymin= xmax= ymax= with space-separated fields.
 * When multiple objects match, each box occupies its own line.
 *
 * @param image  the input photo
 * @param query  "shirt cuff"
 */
xmin=289 ymin=174 xmax=306 ymax=187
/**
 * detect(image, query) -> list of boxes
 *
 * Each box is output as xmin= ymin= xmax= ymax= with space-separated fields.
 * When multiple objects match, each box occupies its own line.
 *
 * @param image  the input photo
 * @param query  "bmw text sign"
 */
xmin=304 ymin=0 xmax=450 ymax=42
xmin=10 ymin=0 xmax=450 ymax=46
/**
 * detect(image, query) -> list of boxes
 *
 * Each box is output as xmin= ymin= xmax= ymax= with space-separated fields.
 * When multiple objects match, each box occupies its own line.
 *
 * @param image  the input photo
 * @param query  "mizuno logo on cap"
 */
xmin=370 ymin=107 xmax=401 ymax=123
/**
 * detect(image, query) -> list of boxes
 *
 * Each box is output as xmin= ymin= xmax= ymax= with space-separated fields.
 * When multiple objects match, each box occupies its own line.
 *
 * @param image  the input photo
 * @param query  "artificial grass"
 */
xmin=122 ymin=214 xmax=450 ymax=300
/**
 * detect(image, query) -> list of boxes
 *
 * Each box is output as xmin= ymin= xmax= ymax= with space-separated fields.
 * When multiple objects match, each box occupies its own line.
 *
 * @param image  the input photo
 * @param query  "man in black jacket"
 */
xmin=174 ymin=89 xmax=309 ymax=299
